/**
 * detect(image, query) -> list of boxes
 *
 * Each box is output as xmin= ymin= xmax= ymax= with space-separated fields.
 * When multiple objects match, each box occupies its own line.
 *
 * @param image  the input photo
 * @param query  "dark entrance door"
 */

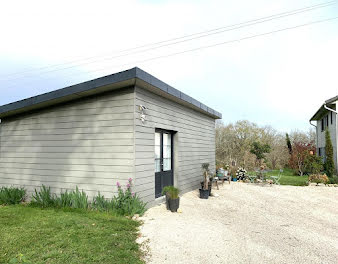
xmin=155 ymin=129 xmax=173 ymax=198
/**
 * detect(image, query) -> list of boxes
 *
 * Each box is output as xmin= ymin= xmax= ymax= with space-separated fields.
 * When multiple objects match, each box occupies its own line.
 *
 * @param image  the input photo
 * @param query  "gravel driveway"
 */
xmin=138 ymin=183 xmax=338 ymax=264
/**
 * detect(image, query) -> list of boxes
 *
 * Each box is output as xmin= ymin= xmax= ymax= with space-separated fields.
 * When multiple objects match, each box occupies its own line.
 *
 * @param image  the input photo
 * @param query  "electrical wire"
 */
xmin=0 ymin=0 xmax=336 ymax=81
xmin=3 ymin=15 xmax=337 ymax=91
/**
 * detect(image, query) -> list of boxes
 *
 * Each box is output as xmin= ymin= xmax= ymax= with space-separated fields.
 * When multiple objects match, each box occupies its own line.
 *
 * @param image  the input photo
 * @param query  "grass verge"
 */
xmin=0 ymin=205 xmax=143 ymax=264
xmin=265 ymin=168 xmax=308 ymax=186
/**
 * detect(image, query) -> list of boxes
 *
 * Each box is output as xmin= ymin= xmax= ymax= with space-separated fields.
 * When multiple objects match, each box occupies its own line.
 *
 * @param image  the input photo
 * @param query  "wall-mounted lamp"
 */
xmin=137 ymin=105 xmax=147 ymax=123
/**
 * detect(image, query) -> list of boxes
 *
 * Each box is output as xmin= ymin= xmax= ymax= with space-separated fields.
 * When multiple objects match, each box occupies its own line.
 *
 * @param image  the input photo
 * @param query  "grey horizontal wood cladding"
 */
xmin=134 ymin=86 xmax=216 ymax=204
xmin=0 ymin=85 xmax=218 ymax=205
xmin=0 ymin=88 xmax=135 ymax=199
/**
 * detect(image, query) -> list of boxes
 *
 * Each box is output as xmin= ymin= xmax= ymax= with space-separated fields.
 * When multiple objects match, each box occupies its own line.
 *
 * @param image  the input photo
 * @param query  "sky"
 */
xmin=0 ymin=0 xmax=337 ymax=132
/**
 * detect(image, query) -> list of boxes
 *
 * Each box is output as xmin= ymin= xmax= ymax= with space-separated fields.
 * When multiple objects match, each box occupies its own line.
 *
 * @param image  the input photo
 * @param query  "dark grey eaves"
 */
xmin=0 ymin=67 xmax=222 ymax=119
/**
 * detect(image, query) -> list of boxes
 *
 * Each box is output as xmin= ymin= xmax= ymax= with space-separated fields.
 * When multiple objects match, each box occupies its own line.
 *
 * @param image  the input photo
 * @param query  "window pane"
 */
xmin=155 ymin=132 xmax=161 ymax=146
xmin=155 ymin=132 xmax=161 ymax=159
xmin=155 ymin=159 xmax=161 ymax=172
xmin=163 ymin=158 xmax=171 ymax=171
xmin=163 ymin=133 xmax=171 ymax=159
xmin=163 ymin=145 xmax=171 ymax=159
xmin=163 ymin=133 xmax=171 ymax=146
xmin=155 ymin=145 xmax=160 ymax=159
xmin=155 ymin=132 xmax=161 ymax=172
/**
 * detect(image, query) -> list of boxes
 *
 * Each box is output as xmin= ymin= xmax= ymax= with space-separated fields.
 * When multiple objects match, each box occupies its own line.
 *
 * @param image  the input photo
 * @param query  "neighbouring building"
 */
xmin=0 ymin=67 xmax=221 ymax=206
xmin=310 ymin=95 xmax=338 ymax=173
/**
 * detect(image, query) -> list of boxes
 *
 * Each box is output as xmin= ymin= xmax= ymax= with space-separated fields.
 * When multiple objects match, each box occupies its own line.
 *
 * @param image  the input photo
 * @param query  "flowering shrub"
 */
xmin=236 ymin=167 xmax=247 ymax=180
xmin=113 ymin=178 xmax=147 ymax=216
xmin=308 ymin=173 xmax=329 ymax=185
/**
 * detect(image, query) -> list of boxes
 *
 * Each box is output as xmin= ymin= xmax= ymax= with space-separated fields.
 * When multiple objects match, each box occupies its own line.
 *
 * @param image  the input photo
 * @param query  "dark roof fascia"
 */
xmin=134 ymin=68 xmax=222 ymax=119
xmin=310 ymin=104 xmax=325 ymax=121
xmin=0 ymin=67 xmax=222 ymax=119
xmin=325 ymin=95 xmax=338 ymax=104
xmin=310 ymin=95 xmax=337 ymax=121
xmin=310 ymin=102 xmax=336 ymax=121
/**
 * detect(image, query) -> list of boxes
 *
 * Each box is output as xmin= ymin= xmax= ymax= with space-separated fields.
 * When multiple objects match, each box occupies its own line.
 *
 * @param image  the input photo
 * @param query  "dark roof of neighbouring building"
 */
xmin=310 ymin=95 xmax=337 ymax=121
xmin=0 ymin=67 xmax=222 ymax=119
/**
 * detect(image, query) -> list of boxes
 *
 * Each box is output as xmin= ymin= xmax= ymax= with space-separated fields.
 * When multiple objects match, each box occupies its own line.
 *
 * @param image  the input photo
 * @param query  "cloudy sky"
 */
xmin=1 ymin=0 xmax=337 ymax=132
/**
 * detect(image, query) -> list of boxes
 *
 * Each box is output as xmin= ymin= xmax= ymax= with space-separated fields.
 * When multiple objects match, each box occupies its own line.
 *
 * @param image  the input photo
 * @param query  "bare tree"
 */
xmin=216 ymin=120 xmax=292 ymax=170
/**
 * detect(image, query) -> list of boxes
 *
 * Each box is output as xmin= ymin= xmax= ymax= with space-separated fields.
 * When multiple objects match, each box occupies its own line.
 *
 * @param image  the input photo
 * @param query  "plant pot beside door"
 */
xmin=168 ymin=197 xmax=180 ymax=212
xmin=162 ymin=186 xmax=180 ymax=212
xmin=200 ymin=181 xmax=212 ymax=196
xmin=199 ymin=188 xmax=209 ymax=199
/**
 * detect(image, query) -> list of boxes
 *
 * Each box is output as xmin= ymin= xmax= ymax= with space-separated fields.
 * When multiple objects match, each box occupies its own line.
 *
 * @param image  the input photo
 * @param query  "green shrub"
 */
xmin=308 ymin=173 xmax=329 ymax=185
xmin=324 ymin=129 xmax=335 ymax=177
xmin=0 ymin=186 xmax=26 ymax=205
xmin=328 ymin=176 xmax=338 ymax=184
xmin=304 ymin=154 xmax=323 ymax=175
xmin=31 ymin=185 xmax=56 ymax=207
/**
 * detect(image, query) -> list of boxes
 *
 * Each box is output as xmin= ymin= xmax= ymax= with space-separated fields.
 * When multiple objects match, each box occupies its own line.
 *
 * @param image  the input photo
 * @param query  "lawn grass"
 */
xmin=265 ymin=168 xmax=308 ymax=186
xmin=0 ymin=205 xmax=144 ymax=264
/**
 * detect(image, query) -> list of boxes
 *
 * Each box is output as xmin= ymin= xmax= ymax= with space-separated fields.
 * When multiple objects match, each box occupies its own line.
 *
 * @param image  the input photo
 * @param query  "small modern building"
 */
xmin=0 ymin=67 xmax=221 ymax=205
xmin=310 ymin=95 xmax=337 ymax=173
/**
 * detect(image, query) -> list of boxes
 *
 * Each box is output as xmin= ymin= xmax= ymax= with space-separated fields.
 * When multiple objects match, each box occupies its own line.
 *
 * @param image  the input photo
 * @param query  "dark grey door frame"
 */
xmin=155 ymin=128 xmax=174 ymax=198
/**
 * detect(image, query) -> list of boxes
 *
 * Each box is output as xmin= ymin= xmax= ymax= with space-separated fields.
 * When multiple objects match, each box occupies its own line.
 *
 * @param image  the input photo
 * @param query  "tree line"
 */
xmin=215 ymin=120 xmax=317 ymax=173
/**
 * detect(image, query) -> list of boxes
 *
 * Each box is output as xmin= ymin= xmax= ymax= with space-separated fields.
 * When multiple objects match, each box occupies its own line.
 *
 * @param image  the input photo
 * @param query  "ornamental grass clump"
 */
xmin=68 ymin=187 xmax=89 ymax=209
xmin=32 ymin=186 xmax=89 ymax=209
xmin=161 ymin=186 xmax=179 ymax=199
xmin=0 ymin=186 xmax=26 ymax=205
xmin=31 ymin=185 xmax=56 ymax=208
xmin=29 ymin=178 xmax=146 ymax=216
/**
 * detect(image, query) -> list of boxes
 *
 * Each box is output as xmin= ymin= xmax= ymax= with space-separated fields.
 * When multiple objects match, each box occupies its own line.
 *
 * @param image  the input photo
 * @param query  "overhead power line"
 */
xmin=0 ymin=0 xmax=336 ymax=81
xmin=4 ymin=15 xmax=338 ymax=91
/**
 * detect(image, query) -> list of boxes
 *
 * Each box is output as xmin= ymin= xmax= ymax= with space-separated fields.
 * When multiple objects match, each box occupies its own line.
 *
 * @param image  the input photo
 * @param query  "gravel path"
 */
xmin=138 ymin=183 xmax=338 ymax=264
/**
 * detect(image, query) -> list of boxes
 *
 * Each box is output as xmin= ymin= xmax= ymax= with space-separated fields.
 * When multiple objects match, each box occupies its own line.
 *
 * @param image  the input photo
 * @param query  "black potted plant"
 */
xmin=199 ymin=163 xmax=210 ymax=199
xmin=167 ymin=186 xmax=180 ymax=212
xmin=162 ymin=186 xmax=180 ymax=212
xmin=200 ymin=177 xmax=213 ymax=196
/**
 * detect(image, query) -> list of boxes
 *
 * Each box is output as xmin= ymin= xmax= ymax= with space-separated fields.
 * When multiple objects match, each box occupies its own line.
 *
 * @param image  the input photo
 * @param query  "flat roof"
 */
xmin=0 ymin=67 xmax=222 ymax=119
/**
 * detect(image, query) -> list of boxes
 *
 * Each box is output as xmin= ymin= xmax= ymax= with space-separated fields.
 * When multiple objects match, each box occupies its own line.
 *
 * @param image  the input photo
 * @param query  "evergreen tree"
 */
xmin=324 ymin=129 xmax=335 ymax=177
xmin=250 ymin=141 xmax=271 ymax=166
xmin=286 ymin=133 xmax=292 ymax=154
